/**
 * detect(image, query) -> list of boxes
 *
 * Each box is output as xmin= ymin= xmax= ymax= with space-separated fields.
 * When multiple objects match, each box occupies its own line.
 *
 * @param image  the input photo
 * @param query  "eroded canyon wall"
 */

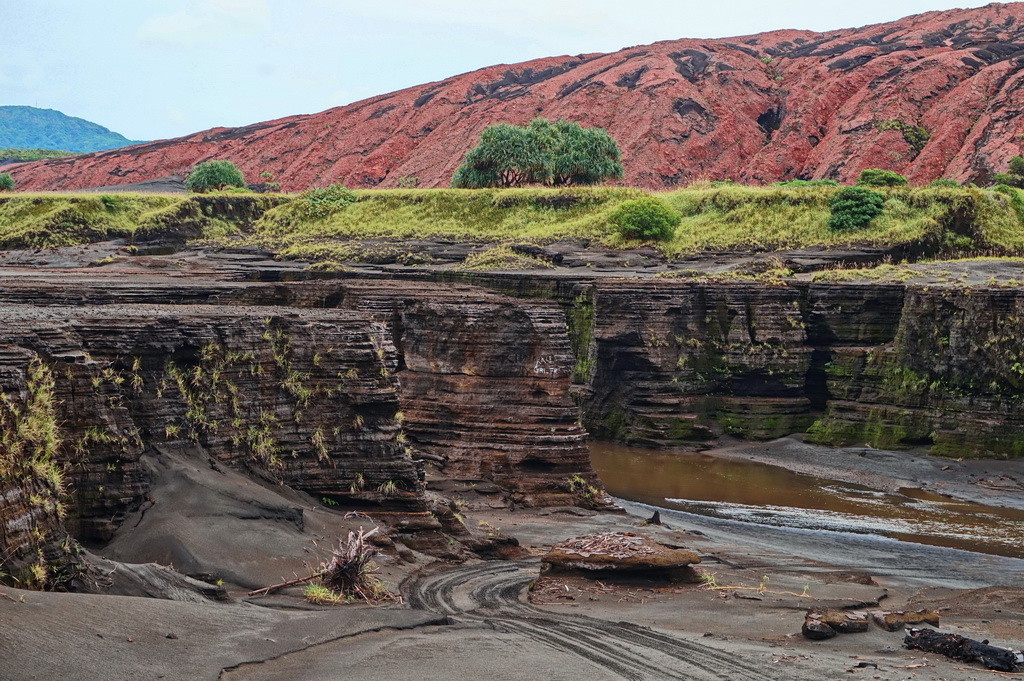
xmin=574 ymin=278 xmax=1024 ymax=458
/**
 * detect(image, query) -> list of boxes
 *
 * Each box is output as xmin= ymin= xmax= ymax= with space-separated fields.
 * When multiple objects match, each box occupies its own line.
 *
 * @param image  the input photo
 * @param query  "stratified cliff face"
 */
xmin=574 ymin=278 xmax=1024 ymax=458
xmin=339 ymin=281 xmax=594 ymax=505
xmin=0 ymin=304 xmax=421 ymax=551
xmin=9 ymin=4 xmax=1024 ymax=191
xmin=224 ymin=278 xmax=598 ymax=504
xmin=810 ymin=285 xmax=1024 ymax=457
xmin=0 ymin=272 xmax=599 ymax=577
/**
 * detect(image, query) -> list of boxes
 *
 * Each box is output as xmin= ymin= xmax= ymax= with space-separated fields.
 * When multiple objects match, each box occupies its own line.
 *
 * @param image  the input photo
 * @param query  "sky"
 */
xmin=1 ymin=0 xmax=1001 ymax=142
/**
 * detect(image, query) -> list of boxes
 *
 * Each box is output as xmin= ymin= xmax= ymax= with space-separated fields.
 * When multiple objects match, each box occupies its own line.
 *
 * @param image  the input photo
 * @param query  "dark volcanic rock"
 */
xmin=8 ymin=5 xmax=1024 ymax=190
xmin=541 ymin=532 xmax=701 ymax=583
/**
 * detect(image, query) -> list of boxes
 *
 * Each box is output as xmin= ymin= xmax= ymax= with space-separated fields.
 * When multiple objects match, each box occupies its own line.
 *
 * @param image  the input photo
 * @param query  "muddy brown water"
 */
xmin=590 ymin=443 xmax=1024 ymax=559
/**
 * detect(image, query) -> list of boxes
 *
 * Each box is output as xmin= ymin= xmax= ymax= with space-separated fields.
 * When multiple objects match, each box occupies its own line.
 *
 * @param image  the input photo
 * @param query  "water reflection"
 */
xmin=590 ymin=442 xmax=1024 ymax=558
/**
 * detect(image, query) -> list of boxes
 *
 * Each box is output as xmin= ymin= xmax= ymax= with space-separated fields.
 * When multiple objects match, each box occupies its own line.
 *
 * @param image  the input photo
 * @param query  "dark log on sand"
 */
xmin=904 ymin=628 xmax=1021 ymax=672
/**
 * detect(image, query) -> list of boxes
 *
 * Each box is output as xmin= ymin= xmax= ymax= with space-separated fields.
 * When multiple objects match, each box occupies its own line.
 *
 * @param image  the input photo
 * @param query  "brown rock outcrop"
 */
xmin=541 ymin=532 xmax=701 ymax=582
xmin=8 ymin=5 xmax=1024 ymax=191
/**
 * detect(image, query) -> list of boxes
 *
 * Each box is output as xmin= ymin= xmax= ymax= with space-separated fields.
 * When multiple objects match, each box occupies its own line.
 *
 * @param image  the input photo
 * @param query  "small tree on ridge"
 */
xmin=451 ymin=118 xmax=623 ymax=188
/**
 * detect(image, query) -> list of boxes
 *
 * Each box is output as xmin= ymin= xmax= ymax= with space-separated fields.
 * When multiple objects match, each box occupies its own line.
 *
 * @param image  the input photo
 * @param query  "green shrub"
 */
xmin=609 ymin=197 xmax=681 ymax=240
xmin=184 ymin=160 xmax=245 ymax=193
xmin=929 ymin=179 xmax=960 ymax=188
xmin=857 ymin=169 xmax=907 ymax=187
xmin=0 ymin=173 xmax=14 ymax=192
xmin=298 ymin=183 xmax=356 ymax=218
xmin=827 ymin=187 xmax=885 ymax=231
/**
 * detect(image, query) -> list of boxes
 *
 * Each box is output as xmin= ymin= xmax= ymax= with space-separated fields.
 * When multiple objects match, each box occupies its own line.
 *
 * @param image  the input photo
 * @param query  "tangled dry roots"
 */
xmin=318 ymin=527 xmax=398 ymax=603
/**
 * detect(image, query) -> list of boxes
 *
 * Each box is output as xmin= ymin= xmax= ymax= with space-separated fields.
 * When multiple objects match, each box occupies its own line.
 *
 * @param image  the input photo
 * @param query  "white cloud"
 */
xmin=136 ymin=0 xmax=272 ymax=49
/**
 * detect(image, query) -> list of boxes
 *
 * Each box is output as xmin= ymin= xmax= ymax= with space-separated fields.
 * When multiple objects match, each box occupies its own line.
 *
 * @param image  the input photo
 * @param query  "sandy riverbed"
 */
xmin=2 ymin=440 xmax=1022 ymax=681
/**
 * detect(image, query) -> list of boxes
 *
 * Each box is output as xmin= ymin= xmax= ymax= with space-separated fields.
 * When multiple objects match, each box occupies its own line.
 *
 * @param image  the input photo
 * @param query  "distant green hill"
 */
xmin=0 ymin=148 xmax=75 ymax=164
xmin=0 ymin=106 xmax=144 ymax=153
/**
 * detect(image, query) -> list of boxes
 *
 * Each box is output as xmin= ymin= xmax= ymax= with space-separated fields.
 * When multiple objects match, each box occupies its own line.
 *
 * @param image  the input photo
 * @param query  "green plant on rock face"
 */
xmin=258 ymin=170 xmax=282 ymax=191
xmin=184 ymin=160 xmax=245 ymax=193
xmin=827 ymin=186 xmax=885 ymax=231
xmin=297 ymin=183 xmax=356 ymax=218
xmin=349 ymin=472 xmax=365 ymax=494
xmin=566 ymin=474 xmax=602 ymax=507
xmin=992 ymin=155 xmax=1024 ymax=188
xmin=377 ymin=479 xmax=401 ymax=496
xmin=608 ymin=196 xmax=682 ymax=241
xmin=0 ymin=173 xmax=16 ymax=192
xmin=856 ymin=168 xmax=907 ymax=187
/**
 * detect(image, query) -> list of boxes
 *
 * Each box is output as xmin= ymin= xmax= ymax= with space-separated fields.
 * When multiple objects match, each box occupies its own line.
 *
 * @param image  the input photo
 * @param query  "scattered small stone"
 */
xmin=164 ymin=633 xmax=178 ymax=640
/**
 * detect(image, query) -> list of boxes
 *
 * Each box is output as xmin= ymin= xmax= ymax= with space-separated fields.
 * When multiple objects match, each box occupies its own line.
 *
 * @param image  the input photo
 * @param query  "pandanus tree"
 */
xmin=451 ymin=118 xmax=623 ymax=188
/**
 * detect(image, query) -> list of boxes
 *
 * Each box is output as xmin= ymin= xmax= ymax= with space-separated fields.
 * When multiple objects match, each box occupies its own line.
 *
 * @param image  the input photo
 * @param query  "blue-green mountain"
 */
xmin=0 ymin=106 xmax=143 ymax=154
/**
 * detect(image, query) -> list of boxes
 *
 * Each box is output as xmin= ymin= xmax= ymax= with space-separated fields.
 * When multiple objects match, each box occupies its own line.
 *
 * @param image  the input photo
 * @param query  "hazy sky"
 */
xmin=1 ymin=1 xmax=1000 ymax=142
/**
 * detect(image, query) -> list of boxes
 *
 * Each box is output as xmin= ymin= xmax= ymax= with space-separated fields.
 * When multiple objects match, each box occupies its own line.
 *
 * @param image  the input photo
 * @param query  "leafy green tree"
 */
xmin=856 ymin=169 xmax=907 ymax=187
xmin=184 ymin=160 xmax=245 ymax=193
xmin=451 ymin=119 xmax=622 ymax=188
xmin=827 ymin=187 xmax=885 ymax=231
xmin=992 ymin=156 xmax=1024 ymax=188
xmin=0 ymin=173 xmax=13 ymax=191
xmin=543 ymin=119 xmax=623 ymax=186
xmin=608 ymin=197 xmax=681 ymax=240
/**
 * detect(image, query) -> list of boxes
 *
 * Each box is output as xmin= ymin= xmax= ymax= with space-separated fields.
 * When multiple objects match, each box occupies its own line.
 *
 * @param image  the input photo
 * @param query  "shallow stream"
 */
xmin=590 ymin=443 xmax=1024 ymax=559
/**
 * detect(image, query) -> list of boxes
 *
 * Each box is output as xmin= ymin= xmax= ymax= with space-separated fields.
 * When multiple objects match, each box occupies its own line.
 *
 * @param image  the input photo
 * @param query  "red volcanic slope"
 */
xmin=10 ymin=4 xmax=1024 ymax=191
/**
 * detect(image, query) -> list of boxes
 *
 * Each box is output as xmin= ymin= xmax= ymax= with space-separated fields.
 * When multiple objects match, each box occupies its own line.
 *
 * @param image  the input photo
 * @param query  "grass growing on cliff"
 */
xmin=0 ymin=193 xmax=286 ymax=249
xmin=658 ymin=185 xmax=1024 ymax=256
xmin=4 ymin=185 xmax=1023 ymax=264
xmin=252 ymin=185 xmax=1024 ymax=265
xmin=251 ymin=187 xmax=644 ymax=250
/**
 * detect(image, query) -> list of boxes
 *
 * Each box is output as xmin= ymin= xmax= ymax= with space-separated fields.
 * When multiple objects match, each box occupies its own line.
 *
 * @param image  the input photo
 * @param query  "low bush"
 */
xmin=857 ymin=169 xmax=908 ymax=187
xmin=827 ymin=187 xmax=885 ymax=231
xmin=929 ymin=179 xmax=960 ymax=188
xmin=298 ymin=183 xmax=356 ymax=218
xmin=0 ymin=173 xmax=14 ymax=192
xmin=608 ymin=196 xmax=681 ymax=240
xmin=184 ymin=160 xmax=245 ymax=193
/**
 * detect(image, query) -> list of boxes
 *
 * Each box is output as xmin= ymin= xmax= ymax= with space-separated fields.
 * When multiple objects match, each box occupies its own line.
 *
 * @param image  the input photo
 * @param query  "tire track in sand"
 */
xmin=404 ymin=560 xmax=776 ymax=681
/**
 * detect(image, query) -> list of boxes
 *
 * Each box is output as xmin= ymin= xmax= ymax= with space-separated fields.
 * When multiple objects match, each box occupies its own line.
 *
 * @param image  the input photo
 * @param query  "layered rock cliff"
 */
xmin=8 ymin=4 xmax=1024 ymax=191
xmin=570 ymin=276 xmax=1024 ymax=458
xmin=0 ymin=270 xmax=600 ymax=583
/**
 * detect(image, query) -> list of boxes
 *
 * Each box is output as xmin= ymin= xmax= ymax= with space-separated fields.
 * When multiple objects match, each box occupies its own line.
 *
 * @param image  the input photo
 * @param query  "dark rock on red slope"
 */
xmin=9 ymin=4 xmax=1024 ymax=191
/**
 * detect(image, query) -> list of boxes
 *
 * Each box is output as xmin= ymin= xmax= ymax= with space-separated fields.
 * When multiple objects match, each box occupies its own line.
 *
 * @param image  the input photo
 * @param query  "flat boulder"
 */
xmin=803 ymin=610 xmax=869 ymax=640
xmin=541 ymin=532 xmax=701 ymax=583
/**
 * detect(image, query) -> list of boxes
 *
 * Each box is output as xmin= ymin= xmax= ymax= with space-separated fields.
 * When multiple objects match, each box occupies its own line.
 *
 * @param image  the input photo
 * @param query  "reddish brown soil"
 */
xmin=9 ymin=5 xmax=1024 ymax=192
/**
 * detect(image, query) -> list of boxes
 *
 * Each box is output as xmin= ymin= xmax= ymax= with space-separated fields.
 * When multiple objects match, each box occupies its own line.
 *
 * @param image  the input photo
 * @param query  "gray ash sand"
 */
xmin=3 ymin=441 xmax=1023 ymax=681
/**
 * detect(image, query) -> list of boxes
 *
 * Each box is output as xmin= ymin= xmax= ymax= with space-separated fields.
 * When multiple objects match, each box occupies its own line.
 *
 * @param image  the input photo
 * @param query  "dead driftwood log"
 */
xmin=904 ymin=628 xmax=1022 ymax=672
